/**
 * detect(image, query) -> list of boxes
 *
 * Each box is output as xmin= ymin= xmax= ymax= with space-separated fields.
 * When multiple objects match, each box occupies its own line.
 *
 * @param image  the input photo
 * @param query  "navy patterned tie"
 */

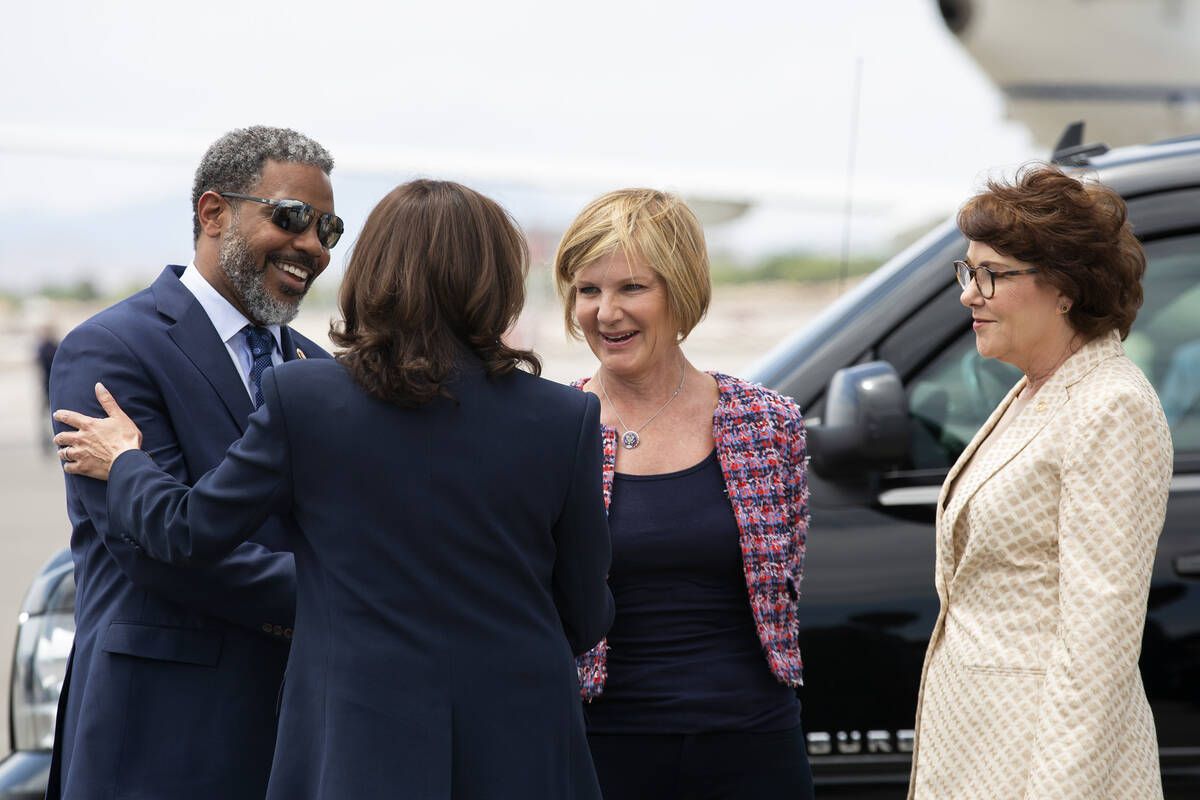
xmin=242 ymin=325 xmax=274 ymax=409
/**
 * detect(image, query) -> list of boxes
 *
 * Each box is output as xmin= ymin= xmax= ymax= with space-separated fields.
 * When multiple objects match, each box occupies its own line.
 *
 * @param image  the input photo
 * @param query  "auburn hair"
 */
xmin=957 ymin=164 xmax=1145 ymax=339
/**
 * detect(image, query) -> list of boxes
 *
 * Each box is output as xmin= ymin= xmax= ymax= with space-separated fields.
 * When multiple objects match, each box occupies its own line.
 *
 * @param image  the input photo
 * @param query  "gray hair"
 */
xmin=191 ymin=125 xmax=334 ymax=242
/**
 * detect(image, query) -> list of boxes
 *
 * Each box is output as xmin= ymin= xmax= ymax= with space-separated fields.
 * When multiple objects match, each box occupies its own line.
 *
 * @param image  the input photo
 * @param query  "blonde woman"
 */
xmin=554 ymin=189 xmax=813 ymax=799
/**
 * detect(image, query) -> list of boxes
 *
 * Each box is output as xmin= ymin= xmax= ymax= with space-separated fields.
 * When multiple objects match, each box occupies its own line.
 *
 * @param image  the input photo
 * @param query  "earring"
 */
xmin=1060 ymin=304 xmax=1070 ymax=313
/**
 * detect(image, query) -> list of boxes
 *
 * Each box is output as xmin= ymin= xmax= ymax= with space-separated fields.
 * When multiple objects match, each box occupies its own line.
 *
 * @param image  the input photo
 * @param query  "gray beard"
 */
xmin=219 ymin=231 xmax=303 ymax=326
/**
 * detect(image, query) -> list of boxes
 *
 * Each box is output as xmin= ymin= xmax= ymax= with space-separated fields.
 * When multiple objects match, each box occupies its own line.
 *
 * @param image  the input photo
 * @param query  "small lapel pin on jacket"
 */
xmin=296 ymin=348 xmax=307 ymax=359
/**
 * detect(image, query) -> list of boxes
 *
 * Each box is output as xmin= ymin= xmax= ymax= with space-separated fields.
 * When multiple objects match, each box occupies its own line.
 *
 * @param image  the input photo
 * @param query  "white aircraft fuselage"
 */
xmin=939 ymin=0 xmax=1200 ymax=146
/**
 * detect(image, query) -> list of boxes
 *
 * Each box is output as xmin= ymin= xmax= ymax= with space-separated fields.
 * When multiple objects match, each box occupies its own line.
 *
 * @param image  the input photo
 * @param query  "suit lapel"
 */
xmin=153 ymin=266 xmax=255 ymax=431
xmin=940 ymin=379 xmax=1062 ymax=592
xmin=938 ymin=378 xmax=1023 ymax=513
xmin=280 ymin=327 xmax=301 ymax=362
xmin=934 ymin=378 xmax=1023 ymax=594
xmin=937 ymin=331 xmax=1126 ymax=591
xmin=945 ymin=382 xmax=1058 ymax=518
xmin=280 ymin=326 xmax=325 ymax=362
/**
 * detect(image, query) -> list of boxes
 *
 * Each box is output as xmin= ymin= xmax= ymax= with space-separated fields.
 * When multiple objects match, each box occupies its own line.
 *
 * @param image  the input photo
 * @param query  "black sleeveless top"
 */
xmin=584 ymin=450 xmax=802 ymax=733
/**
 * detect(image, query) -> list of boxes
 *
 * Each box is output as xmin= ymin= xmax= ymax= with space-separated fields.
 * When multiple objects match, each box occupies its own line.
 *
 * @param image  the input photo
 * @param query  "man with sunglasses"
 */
xmin=46 ymin=126 xmax=338 ymax=800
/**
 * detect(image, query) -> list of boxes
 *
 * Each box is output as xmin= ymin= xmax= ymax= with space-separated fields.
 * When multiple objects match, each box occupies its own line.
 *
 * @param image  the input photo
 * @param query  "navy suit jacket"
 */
xmin=47 ymin=265 xmax=330 ymax=800
xmin=105 ymin=357 xmax=614 ymax=800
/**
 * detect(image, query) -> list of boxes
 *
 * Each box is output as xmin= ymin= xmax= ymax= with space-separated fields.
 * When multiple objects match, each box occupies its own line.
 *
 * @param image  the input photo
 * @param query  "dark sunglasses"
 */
xmin=219 ymin=192 xmax=344 ymax=249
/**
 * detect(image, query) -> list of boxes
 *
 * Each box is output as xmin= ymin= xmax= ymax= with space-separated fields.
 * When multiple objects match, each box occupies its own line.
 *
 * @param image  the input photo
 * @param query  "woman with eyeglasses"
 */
xmin=50 ymin=180 xmax=614 ymax=800
xmin=908 ymin=166 xmax=1171 ymax=800
xmin=554 ymin=189 xmax=814 ymax=800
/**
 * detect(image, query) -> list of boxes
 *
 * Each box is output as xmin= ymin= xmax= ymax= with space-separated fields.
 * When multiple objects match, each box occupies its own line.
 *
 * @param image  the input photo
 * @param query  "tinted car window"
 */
xmin=906 ymin=335 xmax=1019 ymax=469
xmin=1135 ymin=235 xmax=1200 ymax=452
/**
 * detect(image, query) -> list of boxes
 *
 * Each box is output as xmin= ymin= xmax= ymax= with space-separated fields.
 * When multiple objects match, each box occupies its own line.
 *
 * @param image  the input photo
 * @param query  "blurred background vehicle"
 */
xmin=1 ymin=552 xmax=72 ymax=800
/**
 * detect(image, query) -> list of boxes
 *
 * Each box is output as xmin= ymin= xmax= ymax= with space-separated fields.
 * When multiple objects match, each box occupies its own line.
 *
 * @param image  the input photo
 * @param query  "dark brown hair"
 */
xmin=330 ymin=180 xmax=540 ymax=406
xmin=957 ymin=164 xmax=1146 ymax=339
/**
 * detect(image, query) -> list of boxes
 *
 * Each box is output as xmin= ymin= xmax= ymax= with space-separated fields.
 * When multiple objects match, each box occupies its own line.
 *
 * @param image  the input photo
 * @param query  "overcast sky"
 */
xmin=0 ymin=0 xmax=1037 ymax=292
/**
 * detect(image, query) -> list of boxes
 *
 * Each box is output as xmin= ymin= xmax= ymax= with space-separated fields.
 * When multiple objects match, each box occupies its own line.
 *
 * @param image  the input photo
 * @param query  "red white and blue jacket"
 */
xmin=572 ymin=371 xmax=809 ymax=700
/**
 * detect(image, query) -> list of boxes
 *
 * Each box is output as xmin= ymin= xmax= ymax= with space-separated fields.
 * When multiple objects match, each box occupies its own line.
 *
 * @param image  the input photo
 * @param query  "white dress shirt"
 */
xmin=179 ymin=263 xmax=283 ymax=402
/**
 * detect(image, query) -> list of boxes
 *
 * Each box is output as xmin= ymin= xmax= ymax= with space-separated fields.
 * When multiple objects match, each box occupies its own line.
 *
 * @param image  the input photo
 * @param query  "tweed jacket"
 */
xmin=908 ymin=331 xmax=1172 ymax=800
xmin=572 ymin=372 xmax=809 ymax=700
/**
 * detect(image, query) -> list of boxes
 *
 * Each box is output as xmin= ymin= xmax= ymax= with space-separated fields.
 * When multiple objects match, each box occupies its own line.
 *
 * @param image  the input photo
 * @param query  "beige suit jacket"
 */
xmin=907 ymin=330 xmax=1173 ymax=800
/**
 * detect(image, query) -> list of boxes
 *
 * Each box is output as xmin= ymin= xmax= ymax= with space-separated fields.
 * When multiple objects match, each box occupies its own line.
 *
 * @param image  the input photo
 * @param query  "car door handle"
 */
xmin=878 ymin=486 xmax=940 ymax=507
xmin=1175 ymin=553 xmax=1200 ymax=578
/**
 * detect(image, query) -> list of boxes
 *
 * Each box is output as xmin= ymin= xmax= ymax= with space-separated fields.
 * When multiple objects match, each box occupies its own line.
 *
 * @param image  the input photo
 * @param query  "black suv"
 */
xmin=4 ymin=130 xmax=1199 ymax=798
xmin=752 ymin=129 xmax=1200 ymax=796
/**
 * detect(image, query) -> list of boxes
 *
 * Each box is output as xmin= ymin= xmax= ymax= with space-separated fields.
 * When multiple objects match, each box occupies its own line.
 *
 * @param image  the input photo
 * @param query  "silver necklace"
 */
xmin=596 ymin=363 xmax=686 ymax=450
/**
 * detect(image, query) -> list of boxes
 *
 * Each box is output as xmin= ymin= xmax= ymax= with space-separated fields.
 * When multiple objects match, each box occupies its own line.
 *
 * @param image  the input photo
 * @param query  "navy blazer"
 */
xmin=47 ymin=265 xmax=329 ymax=800
xmin=105 ymin=358 xmax=614 ymax=800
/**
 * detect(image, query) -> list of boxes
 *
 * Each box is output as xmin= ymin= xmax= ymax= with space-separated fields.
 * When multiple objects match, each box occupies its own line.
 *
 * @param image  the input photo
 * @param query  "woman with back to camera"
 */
xmin=908 ymin=166 xmax=1172 ymax=800
xmin=553 ymin=188 xmax=814 ymax=800
xmin=52 ymin=180 xmax=614 ymax=800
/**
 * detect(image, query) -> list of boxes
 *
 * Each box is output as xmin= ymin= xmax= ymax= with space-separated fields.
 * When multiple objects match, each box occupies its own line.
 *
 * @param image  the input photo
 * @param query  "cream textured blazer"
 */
xmin=908 ymin=330 xmax=1173 ymax=800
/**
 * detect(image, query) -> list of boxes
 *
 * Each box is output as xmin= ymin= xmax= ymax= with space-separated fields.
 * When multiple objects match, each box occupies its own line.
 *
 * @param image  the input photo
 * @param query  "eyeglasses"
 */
xmin=954 ymin=260 xmax=1039 ymax=299
xmin=219 ymin=192 xmax=344 ymax=249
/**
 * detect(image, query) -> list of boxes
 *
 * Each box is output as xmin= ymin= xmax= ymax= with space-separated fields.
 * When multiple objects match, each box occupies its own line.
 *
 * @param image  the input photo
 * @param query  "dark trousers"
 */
xmin=587 ymin=726 xmax=814 ymax=800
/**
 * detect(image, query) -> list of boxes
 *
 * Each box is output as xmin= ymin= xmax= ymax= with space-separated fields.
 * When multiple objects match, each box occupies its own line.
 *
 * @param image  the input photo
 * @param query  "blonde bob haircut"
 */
xmin=554 ymin=188 xmax=711 ymax=342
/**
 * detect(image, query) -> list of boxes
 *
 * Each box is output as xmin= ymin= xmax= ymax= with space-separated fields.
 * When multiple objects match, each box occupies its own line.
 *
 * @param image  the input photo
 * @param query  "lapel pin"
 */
xmin=296 ymin=348 xmax=307 ymax=359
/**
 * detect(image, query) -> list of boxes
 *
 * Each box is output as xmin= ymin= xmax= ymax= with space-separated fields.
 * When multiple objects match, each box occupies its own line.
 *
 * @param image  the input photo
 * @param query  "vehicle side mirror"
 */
xmin=808 ymin=361 xmax=909 ymax=478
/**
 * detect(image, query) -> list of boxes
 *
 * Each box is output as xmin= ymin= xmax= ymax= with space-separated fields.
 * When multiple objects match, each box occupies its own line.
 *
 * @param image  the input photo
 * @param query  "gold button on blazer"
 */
xmin=908 ymin=330 xmax=1172 ymax=800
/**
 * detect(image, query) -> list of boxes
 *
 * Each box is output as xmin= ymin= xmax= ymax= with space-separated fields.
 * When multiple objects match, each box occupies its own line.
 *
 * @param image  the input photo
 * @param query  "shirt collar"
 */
xmin=179 ymin=261 xmax=283 ymax=352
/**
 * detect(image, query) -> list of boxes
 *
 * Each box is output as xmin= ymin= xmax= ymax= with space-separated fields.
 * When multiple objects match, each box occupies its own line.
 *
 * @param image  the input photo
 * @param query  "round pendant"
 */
xmin=621 ymin=431 xmax=640 ymax=449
